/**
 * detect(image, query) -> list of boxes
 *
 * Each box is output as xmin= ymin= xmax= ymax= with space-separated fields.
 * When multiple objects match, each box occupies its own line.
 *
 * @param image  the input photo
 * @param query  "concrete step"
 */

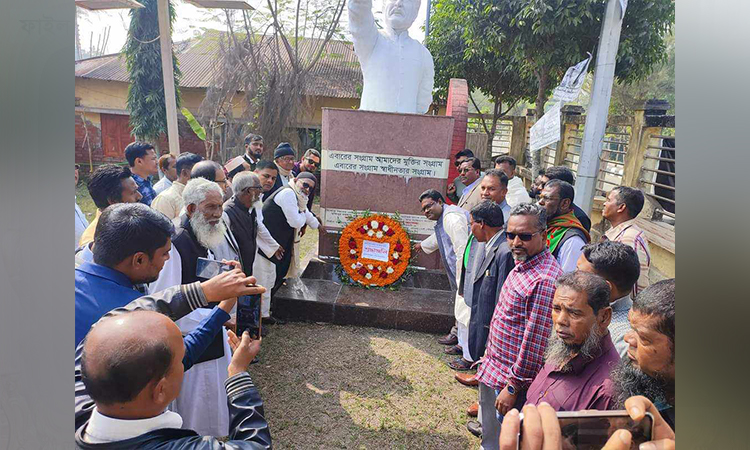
xmin=272 ymin=260 xmax=455 ymax=334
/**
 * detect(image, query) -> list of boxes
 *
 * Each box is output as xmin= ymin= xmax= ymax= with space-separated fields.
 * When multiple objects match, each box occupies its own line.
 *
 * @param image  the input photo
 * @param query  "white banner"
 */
xmin=361 ymin=240 xmax=391 ymax=262
xmin=551 ymin=55 xmax=591 ymax=103
xmin=529 ymin=102 xmax=562 ymax=152
xmin=320 ymin=207 xmax=435 ymax=236
xmin=322 ymin=150 xmax=450 ymax=179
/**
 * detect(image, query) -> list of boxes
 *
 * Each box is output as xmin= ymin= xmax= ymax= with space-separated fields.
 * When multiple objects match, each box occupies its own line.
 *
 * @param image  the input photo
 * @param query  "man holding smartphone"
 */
xmin=475 ymin=203 xmax=562 ymax=450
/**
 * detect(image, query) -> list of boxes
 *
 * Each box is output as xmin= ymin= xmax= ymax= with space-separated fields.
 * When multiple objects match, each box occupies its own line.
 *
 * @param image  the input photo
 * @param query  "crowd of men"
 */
xmin=73 ymin=142 xmax=673 ymax=449
xmin=417 ymin=150 xmax=673 ymax=449
xmin=74 ymin=135 xmax=321 ymax=447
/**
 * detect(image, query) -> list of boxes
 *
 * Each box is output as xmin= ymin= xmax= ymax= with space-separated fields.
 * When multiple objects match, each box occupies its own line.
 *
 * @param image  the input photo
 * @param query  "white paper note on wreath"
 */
xmin=361 ymin=240 xmax=391 ymax=262
xmin=529 ymin=102 xmax=562 ymax=152
xmin=551 ymin=55 xmax=591 ymax=103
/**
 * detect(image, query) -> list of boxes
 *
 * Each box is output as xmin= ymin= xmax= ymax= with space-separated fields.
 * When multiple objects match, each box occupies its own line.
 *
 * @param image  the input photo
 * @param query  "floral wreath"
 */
xmin=337 ymin=213 xmax=412 ymax=287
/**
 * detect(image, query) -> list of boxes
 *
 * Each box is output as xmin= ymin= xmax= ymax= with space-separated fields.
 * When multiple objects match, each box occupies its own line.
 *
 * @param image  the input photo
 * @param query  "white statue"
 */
xmin=348 ymin=0 xmax=435 ymax=114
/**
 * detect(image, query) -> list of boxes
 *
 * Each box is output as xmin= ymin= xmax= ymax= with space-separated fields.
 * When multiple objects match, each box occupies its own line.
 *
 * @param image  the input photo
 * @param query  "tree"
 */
xmin=426 ymin=0 xmax=537 ymax=159
xmin=124 ymin=0 xmax=181 ymax=144
xmin=196 ymin=0 xmax=346 ymax=162
xmin=465 ymin=0 xmax=674 ymax=174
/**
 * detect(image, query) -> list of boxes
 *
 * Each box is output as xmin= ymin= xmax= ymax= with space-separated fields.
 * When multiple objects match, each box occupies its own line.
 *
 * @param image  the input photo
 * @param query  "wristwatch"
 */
xmin=506 ymin=384 xmax=517 ymax=395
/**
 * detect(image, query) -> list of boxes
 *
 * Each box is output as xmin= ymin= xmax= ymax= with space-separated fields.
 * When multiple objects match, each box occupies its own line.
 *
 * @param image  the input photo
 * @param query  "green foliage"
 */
xmin=426 ymin=0 xmax=536 ymax=107
xmin=460 ymin=0 xmax=674 ymax=116
xmin=124 ymin=0 xmax=182 ymax=142
xmin=181 ymin=107 xmax=206 ymax=141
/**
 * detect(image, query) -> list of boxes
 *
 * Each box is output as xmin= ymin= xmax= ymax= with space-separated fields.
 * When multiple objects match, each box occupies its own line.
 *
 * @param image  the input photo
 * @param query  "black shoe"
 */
xmin=467 ymin=420 xmax=482 ymax=438
xmin=264 ymin=315 xmax=286 ymax=325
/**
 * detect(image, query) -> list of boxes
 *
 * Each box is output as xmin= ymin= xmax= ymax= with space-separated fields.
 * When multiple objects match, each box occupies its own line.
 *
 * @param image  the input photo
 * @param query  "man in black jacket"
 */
xmin=74 ymin=279 xmax=272 ymax=449
xmin=456 ymin=200 xmax=515 ymax=442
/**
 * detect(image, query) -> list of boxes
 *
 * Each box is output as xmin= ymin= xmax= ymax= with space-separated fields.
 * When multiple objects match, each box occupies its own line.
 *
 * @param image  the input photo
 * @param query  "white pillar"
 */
xmin=157 ymin=0 xmax=180 ymax=156
xmin=574 ymin=0 xmax=624 ymax=214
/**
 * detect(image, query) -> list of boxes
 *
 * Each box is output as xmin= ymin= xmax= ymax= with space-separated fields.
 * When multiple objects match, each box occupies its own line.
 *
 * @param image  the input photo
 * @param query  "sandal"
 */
xmin=449 ymin=357 xmax=474 ymax=371
xmin=444 ymin=344 xmax=463 ymax=355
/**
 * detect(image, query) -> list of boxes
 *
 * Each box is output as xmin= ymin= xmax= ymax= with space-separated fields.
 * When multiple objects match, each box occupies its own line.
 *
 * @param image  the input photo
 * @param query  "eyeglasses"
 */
xmin=506 ymin=231 xmax=541 ymax=242
xmin=279 ymin=156 xmax=296 ymax=162
xmin=454 ymin=159 xmax=467 ymax=167
xmin=421 ymin=201 xmax=438 ymax=212
xmin=458 ymin=167 xmax=475 ymax=174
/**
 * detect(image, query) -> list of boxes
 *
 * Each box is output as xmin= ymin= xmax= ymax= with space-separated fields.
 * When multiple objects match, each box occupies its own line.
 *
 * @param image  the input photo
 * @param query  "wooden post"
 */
xmin=622 ymin=100 xmax=670 ymax=188
xmin=555 ymin=105 xmax=584 ymax=167
xmin=509 ymin=115 xmax=527 ymax=166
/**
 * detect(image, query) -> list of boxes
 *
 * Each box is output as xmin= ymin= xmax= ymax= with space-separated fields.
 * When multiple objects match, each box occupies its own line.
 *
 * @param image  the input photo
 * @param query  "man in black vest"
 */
xmin=538 ymin=179 xmax=591 ymax=273
xmin=223 ymin=172 xmax=263 ymax=276
xmin=261 ymin=172 xmax=320 ymax=297
xmin=160 ymin=177 xmax=241 ymax=437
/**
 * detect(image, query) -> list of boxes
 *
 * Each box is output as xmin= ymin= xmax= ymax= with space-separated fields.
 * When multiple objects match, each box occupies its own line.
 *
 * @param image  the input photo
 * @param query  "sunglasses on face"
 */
xmin=300 ymin=182 xmax=314 ymax=191
xmin=305 ymin=158 xmax=320 ymax=167
xmin=506 ymin=230 xmax=541 ymax=242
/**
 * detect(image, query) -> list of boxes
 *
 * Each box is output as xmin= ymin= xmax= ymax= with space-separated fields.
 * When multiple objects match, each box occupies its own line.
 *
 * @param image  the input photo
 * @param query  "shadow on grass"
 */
xmin=252 ymin=322 xmax=478 ymax=450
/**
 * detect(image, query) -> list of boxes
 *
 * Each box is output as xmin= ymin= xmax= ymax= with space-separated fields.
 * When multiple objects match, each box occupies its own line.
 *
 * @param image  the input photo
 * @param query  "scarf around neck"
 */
xmin=547 ymin=210 xmax=590 ymax=253
xmin=288 ymin=178 xmax=309 ymax=213
xmin=276 ymin=163 xmax=291 ymax=178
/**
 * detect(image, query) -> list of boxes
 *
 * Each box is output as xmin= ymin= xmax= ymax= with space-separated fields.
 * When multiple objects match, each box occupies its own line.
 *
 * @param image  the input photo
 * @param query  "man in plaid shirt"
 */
xmin=475 ymin=203 xmax=562 ymax=450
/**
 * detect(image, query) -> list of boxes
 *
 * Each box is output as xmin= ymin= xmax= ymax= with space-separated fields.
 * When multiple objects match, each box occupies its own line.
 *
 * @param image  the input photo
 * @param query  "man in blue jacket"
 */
xmin=74 ymin=279 xmax=271 ymax=449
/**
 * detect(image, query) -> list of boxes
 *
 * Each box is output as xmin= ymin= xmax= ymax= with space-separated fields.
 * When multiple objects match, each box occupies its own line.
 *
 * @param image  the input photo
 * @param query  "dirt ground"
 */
xmin=252 ymin=322 xmax=481 ymax=450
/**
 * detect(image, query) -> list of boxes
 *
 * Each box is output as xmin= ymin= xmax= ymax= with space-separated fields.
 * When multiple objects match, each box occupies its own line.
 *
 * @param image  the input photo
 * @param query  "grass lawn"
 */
xmin=254 ymin=322 xmax=481 ymax=449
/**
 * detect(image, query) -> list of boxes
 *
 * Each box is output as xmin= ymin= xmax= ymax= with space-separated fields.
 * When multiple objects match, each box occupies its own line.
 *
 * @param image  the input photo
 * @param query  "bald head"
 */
xmin=81 ymin=311 xmax=184 ymax=407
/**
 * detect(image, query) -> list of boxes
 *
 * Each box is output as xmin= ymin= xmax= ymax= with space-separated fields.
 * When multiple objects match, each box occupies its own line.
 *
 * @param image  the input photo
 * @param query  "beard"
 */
xmin=190 ymin=213 xmax=226 ymax=250
xmin=611 ymin=356 xmax=672 ymax=408
xmin=544 ymin=324 xmax=604 ymax=372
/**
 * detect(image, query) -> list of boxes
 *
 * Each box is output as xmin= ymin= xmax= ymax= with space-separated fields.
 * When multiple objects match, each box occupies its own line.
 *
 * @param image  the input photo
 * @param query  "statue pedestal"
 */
xmin=273 ymin=108 xmax=458 ymax=332
xmin=317 ymin=107 xmax=455 ymax=270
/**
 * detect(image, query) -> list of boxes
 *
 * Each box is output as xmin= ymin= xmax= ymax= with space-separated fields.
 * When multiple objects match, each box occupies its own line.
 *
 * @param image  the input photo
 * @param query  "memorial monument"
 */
xmin=272 ymin=2 xmax=469 ymax=333
xmin=348 ymin=0 xmax=435 ymax=114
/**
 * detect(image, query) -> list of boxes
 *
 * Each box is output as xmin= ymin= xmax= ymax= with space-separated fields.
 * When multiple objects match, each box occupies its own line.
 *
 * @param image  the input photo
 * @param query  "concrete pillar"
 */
xmin=157 ymin=0 xmax=180 ymax=156
xmin=575 ymin=0 xmax=625 ymax=215
xmin=446 ymin=78 xmax=469 ymax=184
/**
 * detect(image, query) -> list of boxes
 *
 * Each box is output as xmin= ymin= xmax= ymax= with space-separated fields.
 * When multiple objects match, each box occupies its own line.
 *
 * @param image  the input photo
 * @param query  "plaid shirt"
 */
xmin=476 ymin=248 xmax=562 ymax=391
xmin=132 ymin=173 xmax=156 ymax=206
xmin=603 ymin=219 xmax=651 ymax=296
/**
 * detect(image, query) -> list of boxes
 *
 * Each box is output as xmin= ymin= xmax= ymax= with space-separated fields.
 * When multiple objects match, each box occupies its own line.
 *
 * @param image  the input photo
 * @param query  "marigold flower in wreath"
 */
xmin=338 ymin=214 xmax=411 ymax=286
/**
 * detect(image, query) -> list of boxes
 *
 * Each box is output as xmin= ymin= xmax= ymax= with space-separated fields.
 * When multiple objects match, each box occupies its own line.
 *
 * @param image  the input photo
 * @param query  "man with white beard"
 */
xmin=524 ymin=271 xmax=621 ymax=411
xmin=148 ymin=177 xmax=243 ymax=437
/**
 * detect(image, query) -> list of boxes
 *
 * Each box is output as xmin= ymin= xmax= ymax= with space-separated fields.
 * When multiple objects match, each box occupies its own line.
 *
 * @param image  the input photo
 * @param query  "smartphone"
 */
xmin=518 ymin=410 xmax=654 ymax=450
xmin=196 ymin=257 xmax=234 ymax=280
xmin=235 ymin=294 xmax=262 ymax=340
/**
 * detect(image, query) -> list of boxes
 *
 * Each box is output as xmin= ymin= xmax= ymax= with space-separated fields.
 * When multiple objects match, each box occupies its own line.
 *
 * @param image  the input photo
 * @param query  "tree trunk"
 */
xmin=531 ymin=71 xmax=550 ymax=178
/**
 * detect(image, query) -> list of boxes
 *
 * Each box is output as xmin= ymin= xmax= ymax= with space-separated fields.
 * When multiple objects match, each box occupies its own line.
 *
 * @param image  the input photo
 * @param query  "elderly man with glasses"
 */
xmin=263 ymin=142 xmax=298 ymax=201
xmin=292 ymin=148 xmax=321 ymax=212
xmin=223 ymin=172 xmax=264 ymax=276
xmin=259 ymin=172 xmax=320 ymax=308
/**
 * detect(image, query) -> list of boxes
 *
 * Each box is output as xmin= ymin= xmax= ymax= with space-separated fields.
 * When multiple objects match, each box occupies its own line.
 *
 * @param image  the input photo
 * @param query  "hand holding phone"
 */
xmin=499 ymin=402 xmax=659 ymax=450
xmin=196 ymin=257 xmax=235 ymax=280
xmin=235 ymin=294 xmax=262 ymax=340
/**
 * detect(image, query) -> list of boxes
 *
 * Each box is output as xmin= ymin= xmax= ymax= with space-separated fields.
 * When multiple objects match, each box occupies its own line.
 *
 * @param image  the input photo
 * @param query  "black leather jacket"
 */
xmin=74 ymin=282 xmax=272 ymax=449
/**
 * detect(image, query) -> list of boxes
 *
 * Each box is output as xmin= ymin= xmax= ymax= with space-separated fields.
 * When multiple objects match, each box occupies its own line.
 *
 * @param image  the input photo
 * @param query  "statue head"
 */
xmin=383 ymin=0 xmax=421 ymax=32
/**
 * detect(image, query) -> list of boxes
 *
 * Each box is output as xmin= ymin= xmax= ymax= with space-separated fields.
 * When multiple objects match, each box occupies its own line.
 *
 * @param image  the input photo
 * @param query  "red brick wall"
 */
xmin=75 ymin=112 xmax=214 ymax=172
xmin=445 ymin=78 xmax=469 ymax=201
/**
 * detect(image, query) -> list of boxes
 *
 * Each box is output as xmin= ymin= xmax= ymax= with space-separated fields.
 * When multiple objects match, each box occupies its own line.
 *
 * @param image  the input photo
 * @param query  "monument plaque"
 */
xmin=318 ymin=108 xmax=455 ymax=270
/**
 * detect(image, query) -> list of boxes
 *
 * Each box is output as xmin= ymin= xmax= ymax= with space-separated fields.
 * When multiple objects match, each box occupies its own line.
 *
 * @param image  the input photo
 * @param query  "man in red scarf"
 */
xmin=538 ymin=179 xmax=590 ymax=273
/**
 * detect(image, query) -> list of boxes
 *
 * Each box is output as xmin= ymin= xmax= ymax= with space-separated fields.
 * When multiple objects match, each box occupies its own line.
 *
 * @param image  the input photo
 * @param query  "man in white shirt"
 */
xmin=479 ymin=169 xmax=512 ymax=222
xmin=259 ymin=172 xmax=320 ymax=315
xmin=253 ymin=161 xmax=285 ymax=323
xmin=538 ymin=179 xmax=590 ymax=273
xmin=495 ymin=155 xmax=532 ymax=207
xmin=153 ymin=154 xmax=177 ymax=195
xmin=151 ymin=152 xmax=203 ymax=223
xmin=414 ymin=189 xmax=471 ymax=368
xmin=75 ymin=164 xmax=89 ymax=249
xmin=148 ymin=178 xmax=242 ymax=437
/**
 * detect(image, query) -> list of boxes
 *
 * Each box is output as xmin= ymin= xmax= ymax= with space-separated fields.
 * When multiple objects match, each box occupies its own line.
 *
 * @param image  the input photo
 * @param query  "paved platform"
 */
xmin=273 ymin=260 xmax=455 ymax=334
